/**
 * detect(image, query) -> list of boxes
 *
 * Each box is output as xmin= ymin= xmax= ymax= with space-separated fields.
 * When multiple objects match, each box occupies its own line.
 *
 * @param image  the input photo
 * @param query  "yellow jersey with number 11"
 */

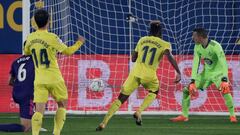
xmin=132 ymin=36 xmax=171 ymax=80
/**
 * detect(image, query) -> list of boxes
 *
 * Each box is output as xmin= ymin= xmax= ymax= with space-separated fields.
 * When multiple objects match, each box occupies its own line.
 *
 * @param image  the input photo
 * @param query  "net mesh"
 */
xmin=29 ymin=0 xmax=240 ymax=114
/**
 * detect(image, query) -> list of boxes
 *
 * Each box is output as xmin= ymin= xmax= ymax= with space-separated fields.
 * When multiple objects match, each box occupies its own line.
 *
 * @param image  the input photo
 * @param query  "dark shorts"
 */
xmin=14 ymin=98 xmax=34 ymax=119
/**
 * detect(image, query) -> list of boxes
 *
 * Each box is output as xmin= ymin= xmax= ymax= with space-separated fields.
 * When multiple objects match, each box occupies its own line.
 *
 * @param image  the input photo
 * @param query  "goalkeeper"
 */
xmin=96 ymin=20 xmax=181 ymax=131
xmin=170 ymin=28 xmax=237 ymax=123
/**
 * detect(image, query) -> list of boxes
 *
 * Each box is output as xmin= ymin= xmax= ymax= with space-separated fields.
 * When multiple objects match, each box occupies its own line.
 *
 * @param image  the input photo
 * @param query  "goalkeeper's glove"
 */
xmin=219 ymin=77 xmax=230 ymax=94
xmin=188 ymin=79 xmax=197 ymax=97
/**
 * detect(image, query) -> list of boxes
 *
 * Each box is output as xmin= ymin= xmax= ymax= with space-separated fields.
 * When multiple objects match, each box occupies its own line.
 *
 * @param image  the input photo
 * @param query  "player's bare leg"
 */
xmin=96 ymin=93 xmax=129 ymax=131
xmin=20 ymin=118 xmax=31 ymax=132
xmin=20 ymin=118 xmax=47 ymax=132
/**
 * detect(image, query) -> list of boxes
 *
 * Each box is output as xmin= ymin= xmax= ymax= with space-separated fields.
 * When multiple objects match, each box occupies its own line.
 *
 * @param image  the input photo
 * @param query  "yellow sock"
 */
xmin=102 ymin=99 xmax=121 ymax=125
xmin=138 ymin=92 xmax=156 ymax=113
xmin=32 ymin=112 xmax=43 ymax=135
xmin=53 ymin=108 xmax=66 ymax=135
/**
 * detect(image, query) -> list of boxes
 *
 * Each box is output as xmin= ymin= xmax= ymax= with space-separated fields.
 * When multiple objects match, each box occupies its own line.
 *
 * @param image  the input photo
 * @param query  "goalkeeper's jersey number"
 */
xmin=141 ymin=46 xmax=157 ymax=65
xmin=31 ymin=48 xmax=50 ymax=68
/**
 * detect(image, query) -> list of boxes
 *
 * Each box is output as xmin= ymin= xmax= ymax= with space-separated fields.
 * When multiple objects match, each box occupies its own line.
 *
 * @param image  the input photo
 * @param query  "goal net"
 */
xmin=24 ymin=0 xmax=240 ymax=115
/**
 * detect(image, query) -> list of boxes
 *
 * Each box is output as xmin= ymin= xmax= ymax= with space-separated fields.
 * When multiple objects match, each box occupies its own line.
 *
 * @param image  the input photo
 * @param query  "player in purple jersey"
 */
xmin=10 ymin=55 xmax=35 ymax=102
xmin=0 ymin=54 xmax=46 ymax=132
xmin=0 ymin=55 xmax=34 ymax=132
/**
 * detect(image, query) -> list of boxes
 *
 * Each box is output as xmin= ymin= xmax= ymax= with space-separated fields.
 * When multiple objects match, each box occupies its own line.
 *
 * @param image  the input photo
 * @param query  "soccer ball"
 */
xmin=89 ymin=78 xmax=105 ymax=92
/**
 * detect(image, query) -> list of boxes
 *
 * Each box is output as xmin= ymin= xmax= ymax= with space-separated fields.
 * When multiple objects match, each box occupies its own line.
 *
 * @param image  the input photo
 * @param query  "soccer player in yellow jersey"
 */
xmin=96 ymin=20 xmax=181 ymax=131
xmin=24 ymin=9 xmax=85 ymax=135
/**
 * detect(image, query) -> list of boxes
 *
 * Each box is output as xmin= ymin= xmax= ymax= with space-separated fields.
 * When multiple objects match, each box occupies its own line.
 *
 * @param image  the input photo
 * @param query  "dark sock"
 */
xmin=0 ymin=124 xmax=24 ymax=132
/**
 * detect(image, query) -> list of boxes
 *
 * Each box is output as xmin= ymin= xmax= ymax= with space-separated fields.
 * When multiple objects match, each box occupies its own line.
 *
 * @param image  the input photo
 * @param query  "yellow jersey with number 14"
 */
xmin=24 ymin=30 xmax=80 ymax=84
xmin=132 ymin=36 xmax=171 ymax=80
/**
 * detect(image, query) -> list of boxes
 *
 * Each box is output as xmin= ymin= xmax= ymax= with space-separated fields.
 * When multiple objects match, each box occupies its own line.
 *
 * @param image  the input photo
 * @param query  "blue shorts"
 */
xmin=14 ymin=98 xmax=34 ymax=119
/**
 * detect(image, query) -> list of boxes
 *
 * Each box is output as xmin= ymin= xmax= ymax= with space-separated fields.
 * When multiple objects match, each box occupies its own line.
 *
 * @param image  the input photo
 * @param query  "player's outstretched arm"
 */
xmin=62 ymin=36 xmax=85 ymax=55
xmin=164 ymin=49 xmax=181 ymax=83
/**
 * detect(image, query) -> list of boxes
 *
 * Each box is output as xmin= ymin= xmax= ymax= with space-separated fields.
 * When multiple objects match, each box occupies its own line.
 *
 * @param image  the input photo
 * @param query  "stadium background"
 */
xmin=0 ymin=0 xmax=240 ymax=114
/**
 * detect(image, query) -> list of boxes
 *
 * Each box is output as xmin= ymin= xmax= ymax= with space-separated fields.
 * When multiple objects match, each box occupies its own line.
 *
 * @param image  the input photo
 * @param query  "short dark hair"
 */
xmin=34 ymin=9 xmax=49 ymax=28
xmin=193 ymin=28 xmax=208 ymax=38
xmin=149 ymin=20 xmax=162 ymax=38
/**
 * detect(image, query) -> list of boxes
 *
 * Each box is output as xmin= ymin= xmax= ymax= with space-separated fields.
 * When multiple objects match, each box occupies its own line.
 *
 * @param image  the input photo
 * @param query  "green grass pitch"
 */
xmin=0 ymin=114 xmax=239 ymax=135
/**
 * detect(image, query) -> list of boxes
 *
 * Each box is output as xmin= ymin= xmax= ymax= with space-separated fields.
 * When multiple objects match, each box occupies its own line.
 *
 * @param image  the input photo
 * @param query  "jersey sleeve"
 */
xmin=214 ymin=44 xmax=228 ymax=77
xmin=51 ymin=34 xmax=84 ymax=55
xmin=191 ymin=45 xmax=201 ymax=80
xmin=165 ymin=42 xmax=171 ymax=51
xmin=62 ymin=41 xmax=84 ymax=55
xmin=51 ymin=35 xmax=68 ymax=52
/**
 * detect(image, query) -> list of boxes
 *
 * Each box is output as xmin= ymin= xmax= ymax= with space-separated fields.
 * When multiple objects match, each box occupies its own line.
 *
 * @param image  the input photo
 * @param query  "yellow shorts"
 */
xmin=121 ymin=73 xmax=159 ymax=95
xmin=34 ymin=81 xmax=68 ymax=103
